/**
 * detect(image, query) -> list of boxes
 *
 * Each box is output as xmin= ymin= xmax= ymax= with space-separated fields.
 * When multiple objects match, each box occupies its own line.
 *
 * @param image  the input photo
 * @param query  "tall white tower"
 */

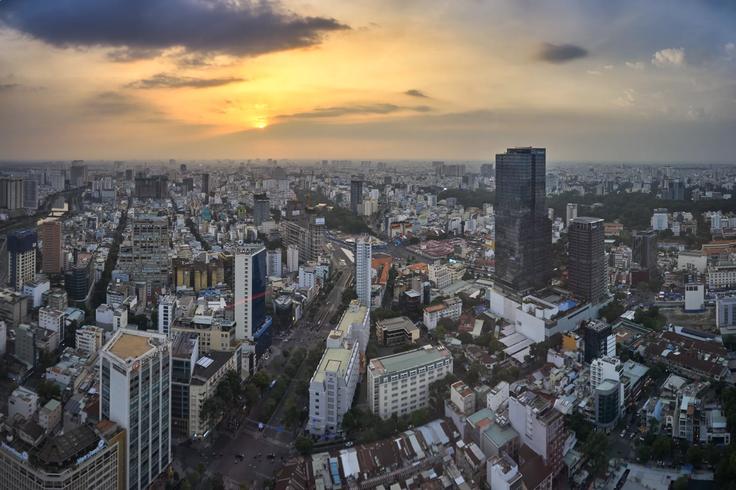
xmin=234 ymin=244 xmax=267 ymax=342
xmin=355 ymin=237 xmax=372 ymax=308
xmin=100 ymin=329 xmax=172 ymax=490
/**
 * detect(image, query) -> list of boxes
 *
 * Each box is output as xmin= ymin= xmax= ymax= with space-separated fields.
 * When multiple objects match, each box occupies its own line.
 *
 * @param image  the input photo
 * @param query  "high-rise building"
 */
xmin=69 ymin=162 xmax=87 ymax=187
xmin=118 ymin=215 xmax=170 ymax=294
xmin=38 ymin=219 xmax=63 ymax=274
xmin=632 ymin=230 xmax=657 ymax=272
xmin=22 ymin=179 xmax=38 ymax=210
xmin=233 ymin=245 xmax=272 ymax=355
xmin=7 ymin=229 xmax=37 ymax=290
xmin=350 ymin=179 xmax=364 ymax=215
xmin=266 ymin=249 xmax=282 ymax=277
xmin=480 ymin=163 xmax=494 ymax=178
xmin=286 ymin=244 xmax=299 ymax=272
xmin=494 ymin=147 xmax=551 ymax=292
xmin=158 ymin=295 xmax=176 ymax=336
xmin=566 ymin=203 xmax=578 ymax=225
xmin=14 ymin=323 xmax=36 ymax=368
xmin=355 ymin=237 xmax=372 ymax=308
xmin=568 ymin=217 xmax=606 ymax=303
xmin=100 ymin=329 xmax=171 ymax=490
xmin=508 ymin=390 xmax=565 ymax=475
xmin=0 ymin=177 xmax=25 ymax=210
xmin=134 ymin=175 xmax=168 ymax=199
xmin=367 ymin=345 xmax=453 ymax=419
xmin=200 ymin=173 xmax=210 ymax=195
xmin=65 ymin=256 xmax=93 ymax=302
xmin=582 ymin=320 xmax=615 ymax=363
xmin=253 ymin=193 xmax=270 ymax=226
xmin=281 ymin=212 xmax=325 ymax=263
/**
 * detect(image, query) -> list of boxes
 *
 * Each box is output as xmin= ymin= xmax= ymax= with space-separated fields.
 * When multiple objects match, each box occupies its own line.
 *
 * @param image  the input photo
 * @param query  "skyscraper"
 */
xmin=350 ymin=179 xmax=364 ymax=215
xmin=355 ymin=237 xmax=372 ymax=308
xmin=632 ymin=230 xmax=657 ymax=272
xmin=253 ymin=193 xmax=270 ymax=226
xmin=22 ymin=178 xmax=38 ymax=210
xmin=0 ymin=177 xmax=24 ymax=210
xmin=8 ymin=229 xmax=37 ymax=290
xmin=100 ymin=329 xmax=171 ymax=490
xmin=234 ymin=244 xmax=272 ymax=355
xmin=38 ymin=218 xmax=62 ymax=274
xmin=566 ymin=202 xmax=578 ymax=225
xmin=568 ymin=217 xmax=607 ymax=303
xmin=494 ymin=147 xmax=551 ymax=292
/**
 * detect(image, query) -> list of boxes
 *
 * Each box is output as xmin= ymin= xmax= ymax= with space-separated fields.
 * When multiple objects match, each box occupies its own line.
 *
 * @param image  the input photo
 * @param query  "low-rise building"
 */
xmin=375 ymin=316 xmax=419 ymax=346
xmin=423 ymin=297 xmax=462 ymax=330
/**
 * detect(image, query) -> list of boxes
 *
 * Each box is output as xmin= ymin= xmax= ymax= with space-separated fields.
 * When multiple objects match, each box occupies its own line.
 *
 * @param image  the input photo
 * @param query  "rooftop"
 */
xmin=312 ymin=347 xmax=354 ymax=383
xmin=377 ymin=316 xmax=418 ymax=333
xmin=105 ymin=329 xmax=163 ymax=361
xmin=369 ymin=344 xmax=451 ymax=376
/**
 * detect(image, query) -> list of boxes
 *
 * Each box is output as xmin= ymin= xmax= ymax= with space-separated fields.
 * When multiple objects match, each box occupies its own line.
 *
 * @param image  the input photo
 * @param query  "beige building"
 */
xmin=188 ymin=350 xmax=239 ymax=438
xmin=367 ymin=345 xmax=453 ymax=419
xmin=375 ymin=316 xmax=420 ymax=346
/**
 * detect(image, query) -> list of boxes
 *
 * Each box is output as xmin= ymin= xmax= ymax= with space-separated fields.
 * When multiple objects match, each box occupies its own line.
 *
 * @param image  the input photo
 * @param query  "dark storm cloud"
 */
xmin=536 ymin=43 xmax=589 ymax=63
xmin=0 ymin=0 xmax=348 ymax=58
xmin=127 ymin=74 xmax=245 ymax=90
xmin=106 ymin=47 xmax=164 ymax=63
xmin=405 ymin=89 xmax=429 ymax=98
xmin=279 ymin=103 xmax=432 ymax=119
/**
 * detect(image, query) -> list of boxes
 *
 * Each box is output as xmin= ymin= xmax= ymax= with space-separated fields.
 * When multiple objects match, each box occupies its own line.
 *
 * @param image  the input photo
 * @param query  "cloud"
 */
xmin=279 ymin=103 xmax=432 ymax=119
xmin=85 ymin=91 xmax=153 ymax=116
xmin=615 ymin=89 xmax=637 ymax=107
xmin=726 ymin=43 xmax=736 ymax=59
xmin=652 ymin=48 xmax=685 ymax=67
xmin=0 ymin=83 xmax=18 ymax=92
xmin=127 ymin=73 xmax=245 ymax=90
xmin=106 ymin=47 xmax=163 ymax=63
xmin=0 ymin=0 xmax=348 ymax=58
xmin=625 ymin=61 xmax=645 ymax=70
xmin=404 ymin=89 xmax=429 ymax=98
xmin=536 ymin=43 xmax=588 ymax=63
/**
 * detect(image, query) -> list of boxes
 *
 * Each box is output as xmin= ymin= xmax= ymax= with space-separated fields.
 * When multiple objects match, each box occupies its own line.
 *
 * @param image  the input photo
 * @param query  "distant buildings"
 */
xmin=253 ymin=193 xmax=270 ymax=226
xmin=0 ymin=177 xmax=24 ymax=210
xmin=134 ymin=174 xmax=168 ymax=199
xmin=7 ymin=229 xmax=37 ymax=290
xmin=350 ymin=179 xmax=364 ymax=215
xmin=281 ymin=211 xmax=325 ymax=263
xmin=567 ymin=217 xmax=606 ymax=303
xmin=494 ymin=147 xmax=551 ymax=292
xmin=367 ymin=345 xmax=453 ymax=419
xmin=632 ymin=229 xmax=657 ymax=272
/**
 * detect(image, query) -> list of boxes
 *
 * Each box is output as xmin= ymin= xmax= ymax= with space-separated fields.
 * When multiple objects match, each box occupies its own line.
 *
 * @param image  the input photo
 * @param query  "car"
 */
xmin=345 ymin=441 xmax=354 ymax=448
xmin=258 ymin=422 xmax=265 ymax=431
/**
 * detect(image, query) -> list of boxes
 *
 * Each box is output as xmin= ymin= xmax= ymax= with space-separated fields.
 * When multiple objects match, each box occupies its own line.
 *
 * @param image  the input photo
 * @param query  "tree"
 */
xmin=295 ymin=436 xmax=313 ymax=456
xmin=687 ymin=446 xmax=703 ymax=466
xmin=583 ymin=431 xmax=609 ymax=476
xmin=434 ymin=325 xmax=447 ymax=341
xmin=637 ymin=444 xmax=652 ymax=463
xmin=437 ymin=317 xmax=458 ymax=331
xmin=673 ymin=476 xmax=689 ymax=490
xmin=252 ymin=371 xmax=271 ymax=392
xmin=37 ymin=380 xmax=61 ymax=403
xmin=652 ymin=436 xmax=672 ymax=460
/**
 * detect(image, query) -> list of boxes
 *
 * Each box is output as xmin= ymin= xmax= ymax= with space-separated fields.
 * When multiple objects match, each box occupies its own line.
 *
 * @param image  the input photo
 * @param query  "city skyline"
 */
xmin=0 ymin=0 xmax=735 ymax=162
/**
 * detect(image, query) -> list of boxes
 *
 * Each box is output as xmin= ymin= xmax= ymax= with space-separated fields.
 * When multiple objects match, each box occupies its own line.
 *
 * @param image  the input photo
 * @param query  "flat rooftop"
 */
xmin=106 ymin=330 xmax=157 ymax=360
xmin=369 ymin=344 xmax=450 ymax=375
xmin=312 ymin=348 xmax=354 ymax=383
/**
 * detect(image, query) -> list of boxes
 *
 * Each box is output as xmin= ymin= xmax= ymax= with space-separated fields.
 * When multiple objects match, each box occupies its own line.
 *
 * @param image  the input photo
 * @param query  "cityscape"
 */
xmin=1 ymin=2 xmax=736 ymax=490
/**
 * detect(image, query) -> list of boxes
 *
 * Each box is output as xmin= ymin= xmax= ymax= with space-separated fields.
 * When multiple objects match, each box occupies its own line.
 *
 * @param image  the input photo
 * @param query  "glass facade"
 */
xmin=494 ymin=147 xmax=551 ymax=292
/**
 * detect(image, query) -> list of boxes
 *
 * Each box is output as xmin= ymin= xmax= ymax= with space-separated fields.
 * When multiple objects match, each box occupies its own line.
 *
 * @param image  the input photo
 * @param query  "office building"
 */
xmin=281 ymin=211 xmax=325 ymax=263
xmin=286 ymin=244 xmax=299 ymax=272
xmin=594 ymin=380 xmax=620 ymax=430
xmin=566 ymin=203 xmax=578 ymax=225
xmin=233 ymin=244 xmax=272 ymax=355
xmin=0 ymin=177 xmax=25 ymax=210
xmin=480 ymin=163 xmax=494 ymax=178
xmin=717 ymin=296 xmax=736 ymax=330
xmin=350 ymin=179 xmax=364 ymax=215
xmin=100 ymin=329 xmax=172 ymax=490
xmin=266 ymin=249 xmax=282 ymax=277
xmin=44 ymin=287 xmax=68 ymax=311
xmin=119 ymin=215 xmax=170 ymax=293
xmin=632 ymin=230 xmax=657 ymax=271
xmin=200 ymin=173 xmax=210 ymax=195
xmin=38 ymin=219 xmax=63 ymax=274
xmin=134 ymin=175 xmax=168 ymax=199
xmin=307 ymin=341 xmax=360 ymax=436
xmin=22 ymin=179 xmax=38 ymax=210
xmin=422 ymin=296 xmax=462 ymax=330
xmin=0 ymin=288 xmax=29 ymax=327
xmin=171 ymin=334 xmax=198 ymax=438
xmin=367 ymin=345 xmax=453 ymax=419
xmin=14 ymin=323 xmax=36 ymax=368
xmin=253 ymin=193 xmax=270 ymax=226
xmin=355 ymin=237 xmax=372 ymax=308
xmin=65 ymin=256 xmax=93 ymax=302
xmin=375 ymin=316 xmax=420 ymax=346
xmin=590 ymin=356 xmax=625 ymax=414
xmin=508 ymin=390 xmax=565 ymax=474
xmin=8 ymin=229 xmax=37 ymax=290
xmin=22 ymin=278 xmax=50 ymax=309
xmin=158 ymin=294 xmax=176 ymax=336
xmin=39 ymin=306 xmax=66 ymax=340
xmin=69 ymin=162 xmax=87 ymax=187
xmin=568 ymin=217 xmax=606 ymax=303
xmin=494 ymin=147 xmax=551 ymax=292
xmin=583 ymin=320 xmax=615 ymax=363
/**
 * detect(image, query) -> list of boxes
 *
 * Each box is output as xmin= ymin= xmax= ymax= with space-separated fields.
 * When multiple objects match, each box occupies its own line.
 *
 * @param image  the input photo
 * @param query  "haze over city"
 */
xmin=1 ymin=0 xmax=735 ymax=161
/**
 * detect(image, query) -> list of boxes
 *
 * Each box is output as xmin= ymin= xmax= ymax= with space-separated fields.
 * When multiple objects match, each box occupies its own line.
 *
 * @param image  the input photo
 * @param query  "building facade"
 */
xmin=233 ymin=245 xmax=271 ymax=356
xmin=568 ymin=217 xmax=606 ymax=303
xmin=355 ymin=237 xmax=372 ymax=308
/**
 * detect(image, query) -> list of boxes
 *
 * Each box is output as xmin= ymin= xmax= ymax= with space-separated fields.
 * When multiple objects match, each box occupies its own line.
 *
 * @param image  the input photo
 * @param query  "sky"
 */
xmin=0 ymin=0 xmax=735 ymax=162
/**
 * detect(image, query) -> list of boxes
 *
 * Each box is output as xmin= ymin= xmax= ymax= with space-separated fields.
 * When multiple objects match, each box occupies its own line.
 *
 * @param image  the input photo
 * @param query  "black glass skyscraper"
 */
xmin=568 ymin=217 xmax=606 ymax=303
xmin=494 ymin=147 xmax=551 ymax=291
xmin=350 ymin=179 xmax=364 ymax=215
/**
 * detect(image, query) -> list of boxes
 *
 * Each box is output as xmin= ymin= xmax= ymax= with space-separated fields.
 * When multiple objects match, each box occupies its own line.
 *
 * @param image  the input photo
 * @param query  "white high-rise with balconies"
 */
xmin=355 ymin=237 xmax=372 ymax=308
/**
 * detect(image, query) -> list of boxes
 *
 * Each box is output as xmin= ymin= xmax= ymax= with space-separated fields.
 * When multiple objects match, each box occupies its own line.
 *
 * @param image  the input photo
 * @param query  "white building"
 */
xmin=651 ymin=208 xmax=669 ymax=231
xmin=367 ymin=345 xmax=453 ymax=419
xmin=298 ymin=265 xmax=317 ymax=290
xmin=566 ymin=203 xmax=578 ymax=225
xmin=286 ymin=244 xmax=299 ymax=272
xmin=355 ymin=237 xmax=372 ymax=308
xmin=487 ymin=453 xmax=523 ymax=490
xmin=39 ymin=306 xmax=66 ymax=340
xmin=233 ymin=244 xmax=266 ymax=342
xmin=428 ymin=264 xmax=452 ymax=289
xmin=307 ymin=342 xmax=360 ymax=436
xmin=0 ymin=320 xmax=6 ymax=356
xmin=684 ymin=283 xmax=705 ymax=312
xmin=100 ymin=329 xmax=172 ymax=490
xmin=8 ymin=386 xmax=39 ymax=422
xmin=590 ymin=356 xmax=625 ymax=410
xmin=707 ymin=264 xmax=736 ymax=289
xmin=422 ymin=297 xmax=462 ymax=330
xmin=717 ymin=296 xmax=736 ymax=331
xmin=75 ymin=325 xmax=104 ymax=357
xmin=487 ymin=381 xmax=510 ymax=412
xmin=267 ymin=249 xmax=282 ymax=277
xmin=22 ymin=279 xmax=50 ymax=309
xmin=450 ymin=380 xmax=475 ymax=415
xmin=158 ymin=294 xmax=176 ymax=336
xmin=677 ymin=251 xmax=707 ymax=273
